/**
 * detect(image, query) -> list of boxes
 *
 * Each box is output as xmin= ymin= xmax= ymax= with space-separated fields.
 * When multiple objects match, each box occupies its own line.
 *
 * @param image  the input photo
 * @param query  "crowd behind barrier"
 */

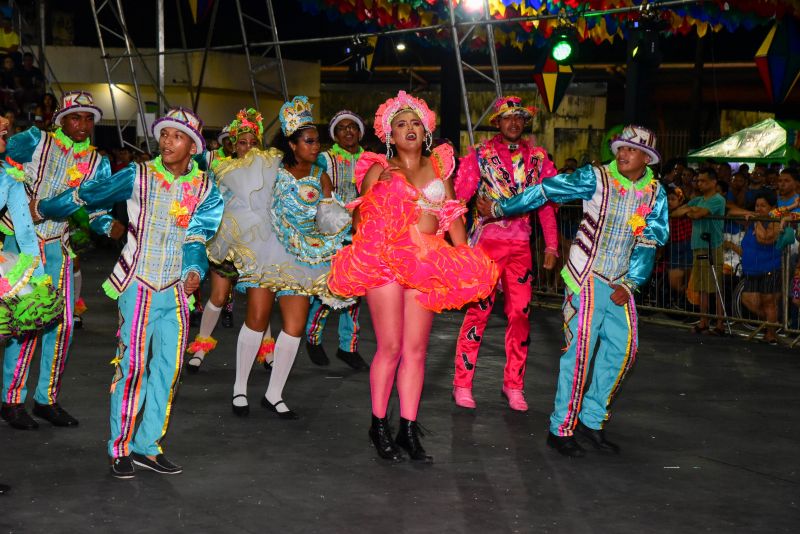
xmin=531 ymin=182 xmax=800 ymax=347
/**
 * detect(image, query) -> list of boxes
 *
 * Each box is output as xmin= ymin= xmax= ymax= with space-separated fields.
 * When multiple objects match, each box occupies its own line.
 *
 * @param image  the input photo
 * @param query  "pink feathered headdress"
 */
xmin=374 ymin=90 xmax=436 ymax=143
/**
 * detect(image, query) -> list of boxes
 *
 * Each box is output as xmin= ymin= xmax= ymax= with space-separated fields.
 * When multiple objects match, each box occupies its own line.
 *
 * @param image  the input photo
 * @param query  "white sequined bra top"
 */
xmin=416 ymin=178 xmax=446 ymax=213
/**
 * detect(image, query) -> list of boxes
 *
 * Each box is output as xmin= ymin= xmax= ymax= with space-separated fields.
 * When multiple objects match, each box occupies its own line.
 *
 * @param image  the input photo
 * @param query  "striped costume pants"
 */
xmin=551 ymin=275 xmax=638 ymax=436
xmin=108 ymin=281 xmax=189 ymax=458
xmin=305 ymin=296 xmax=360 ymax=353
xmin=2 ymin=238 xmax=74 ymax=405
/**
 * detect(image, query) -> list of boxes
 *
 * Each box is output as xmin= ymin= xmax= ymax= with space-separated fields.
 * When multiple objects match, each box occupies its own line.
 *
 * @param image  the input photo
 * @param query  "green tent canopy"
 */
xmin=687 ymin=118 xmax=800 ymax=164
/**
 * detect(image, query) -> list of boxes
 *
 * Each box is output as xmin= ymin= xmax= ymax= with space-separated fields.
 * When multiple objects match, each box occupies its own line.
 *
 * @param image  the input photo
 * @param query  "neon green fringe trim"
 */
xmin=102 ymin=280 xmax=120 ymax=300
xmin=0 ymin=223 xmax=14 ymax=236
xmin=560 ymin=267 xmax=581 ymax=295
xmin=6 ymin=253 xmax=35 ymax=286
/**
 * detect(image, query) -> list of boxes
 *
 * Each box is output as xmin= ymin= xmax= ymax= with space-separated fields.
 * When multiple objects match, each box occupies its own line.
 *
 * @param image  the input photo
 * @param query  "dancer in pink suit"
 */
xmin=452 ymin=96 xmax=558 ymax=412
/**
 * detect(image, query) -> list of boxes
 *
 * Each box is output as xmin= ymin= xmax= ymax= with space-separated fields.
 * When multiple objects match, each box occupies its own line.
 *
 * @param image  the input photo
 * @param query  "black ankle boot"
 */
xmin=369 ymin=415 xmax=404 ymax=462
xmin=395 ymin=417 xmax=433 ymax=463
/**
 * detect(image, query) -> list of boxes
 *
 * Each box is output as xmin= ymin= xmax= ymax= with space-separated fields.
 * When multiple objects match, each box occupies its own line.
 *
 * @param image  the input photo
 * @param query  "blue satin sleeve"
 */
xmin=0 ymin=171 xmax=45 ymax=276
xmin=195 ymin=152 xmax=209 ymax=172
xmin=182 ymin=180 xmax=224 ymax=280
xmin=37 ymin=157 xmax=127 ymax=219
xmin=623 ymin=184 xmax=670 ymax=290
xmin=497 ymin=164 xmax=597 ymax=217
xmin=88 ymin=213 xmax=114 ymax=236
xmin=6 ymin=126 xmax=42 ymax=165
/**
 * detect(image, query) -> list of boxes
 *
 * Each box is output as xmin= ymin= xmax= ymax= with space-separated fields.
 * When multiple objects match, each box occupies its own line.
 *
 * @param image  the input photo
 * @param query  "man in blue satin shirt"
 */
xmin=479 ymin=125 xmax=669 ymax=458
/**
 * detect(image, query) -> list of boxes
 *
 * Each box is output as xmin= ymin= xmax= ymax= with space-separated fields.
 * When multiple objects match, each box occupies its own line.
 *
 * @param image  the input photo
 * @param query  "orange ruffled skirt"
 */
xmin=328 ymin=176 xmax=498 ymax=313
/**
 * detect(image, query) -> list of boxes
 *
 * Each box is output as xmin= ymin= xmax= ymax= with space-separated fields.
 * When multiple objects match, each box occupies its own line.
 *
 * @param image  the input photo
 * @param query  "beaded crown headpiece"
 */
xmin=279 ymin=96 xmax=315 ymax=137
xmin=229 ymin=108 xmax=264 ymax=144
xmin=151 ymin=107 xmax=205 ymax=152
xmin=488 ymin=96 xmax=536 ymax=127
xmin=374 ymin=90 xmax=436 ymax=143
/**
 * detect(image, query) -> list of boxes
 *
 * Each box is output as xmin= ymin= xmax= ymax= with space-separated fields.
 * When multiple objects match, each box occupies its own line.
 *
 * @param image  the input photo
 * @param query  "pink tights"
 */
xmin=366 ymin=281 xmax=434 ymax=421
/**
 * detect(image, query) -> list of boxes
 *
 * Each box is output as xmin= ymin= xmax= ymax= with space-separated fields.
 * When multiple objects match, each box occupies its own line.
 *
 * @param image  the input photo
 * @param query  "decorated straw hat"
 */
xmin=329 ymin=110 xmax=365 ymax=141
xmin=217 ymin=124 xmax=231 ymax=144
xmin=610 ymin=125 xmax=661 ymax=165
xmin=488 ymin=95 xmax=536 ymax=127
xmin=279 ymin=96 xmax=315 ymax=137
xmin=53 ymin=91 xmax=103 ymax=125
xmin=152 ymin=107 xmax=205 ymax=152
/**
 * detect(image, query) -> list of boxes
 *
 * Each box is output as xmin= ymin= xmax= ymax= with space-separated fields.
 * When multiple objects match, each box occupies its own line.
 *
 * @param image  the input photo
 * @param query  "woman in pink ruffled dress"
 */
xmin=328 ymin=91 xmax=499 ymax=463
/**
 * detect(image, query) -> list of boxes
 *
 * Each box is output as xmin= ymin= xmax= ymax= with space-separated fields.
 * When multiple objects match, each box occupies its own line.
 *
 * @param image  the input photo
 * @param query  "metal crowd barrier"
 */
xmin=527 ymin=204 xmax=800 ymax=348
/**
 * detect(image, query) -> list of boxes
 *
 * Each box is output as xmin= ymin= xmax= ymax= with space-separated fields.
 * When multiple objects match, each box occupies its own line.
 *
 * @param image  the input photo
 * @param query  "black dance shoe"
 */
xmin=575 ymin=421 xmax=620 ymax=454
xmin=369 ymin=415 xmax=404 ymax=463
xmin=231 ymin=394 xmax=249 ymax=417
xmin=546 ymin=432 xmax=585 ymax=458
xmin=395 ymin=417 xmax=433 ymax=463
xmin=1 ymin=403 xmax=39 ymax=430
xmin=32 ymin=402 xmax=79 ymax=427
xmin=307 ymin=343 xmax=329 ymax=366
xmin=261 ymin=397 xmax=299 ymax=420
xmin=131 ymin=453 xmax=183 ymax=475
xmin=110 ymin=456 xmax=135 ymax=479
xmin=336 ymin=348 xmax=369 ymax=370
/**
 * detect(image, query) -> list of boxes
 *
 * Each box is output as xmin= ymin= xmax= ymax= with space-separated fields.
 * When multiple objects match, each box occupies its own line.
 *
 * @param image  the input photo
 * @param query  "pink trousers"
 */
xmin=454 ymin=239 xmax=532 ymax=390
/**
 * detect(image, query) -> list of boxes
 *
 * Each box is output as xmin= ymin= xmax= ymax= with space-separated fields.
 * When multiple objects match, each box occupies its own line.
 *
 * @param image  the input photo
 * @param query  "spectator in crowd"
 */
xmin=563 ymin=157 xmax=578 ymax=171
xmin=19 ymin=52 xmax=44 ymax=106
xmin=727 ymin=171 xmax=747 ymax=209
xmin=739 ymin=163 xmax=751 ymax=176
xmin=3 ymin=109 xmax=14 ymax=133
xmin=716 ymin=162 xmax=732 ymax=185
xmin=745 ymin=164 xmax=770 ymax=209
xmin=663 ymin=158 xmax=687 ymax=186
xmin=0 ymin=55 xmax=20 ymax=113
xmin=666 ymin=184 xmax=692 ymax=309
xmin=731 ymin=191 xmax=786 ymax=344
xmin=111 ymin=146 xmax=133 ymax=173
xmin=35 ymin=92 xmax=57 ymax=127
xmin=776 ymin=168 xmax=799 ymax=213
xmin=765 ymin=168 xmax=780 ymax=190
xmin=672 ymin=167 xmax=726 ymax=335
xmin=680 ymin=166 xmax=697 ymax=199
xmin=134 ymin=150 xmax=151 ymax=164
xmin=0 ymin=12 xmax=19 ymax=57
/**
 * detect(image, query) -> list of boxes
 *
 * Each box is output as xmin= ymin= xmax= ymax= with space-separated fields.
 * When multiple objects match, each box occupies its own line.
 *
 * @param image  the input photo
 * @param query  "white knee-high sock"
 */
xmin=265 ymin=331 xmax=300 ymax=412
xmin=192 ymin=301 xmax=222 ymax=362
xmin=73 ymin=270 xmax=82 ymax=302
xmin=233 ymin=324 xmax=264 ymax=406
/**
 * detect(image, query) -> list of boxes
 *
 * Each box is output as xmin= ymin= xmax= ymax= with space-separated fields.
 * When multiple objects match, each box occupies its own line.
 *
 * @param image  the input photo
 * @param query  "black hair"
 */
xmin=271 ymin=125 xmax=317 ymax=168
xmin=781 ymin=167 xmax=800 ymax=183
xmin=753 ymin=190 xmax=777 ymax=208
xmin=717 ymin=180 xmax=729 ymax=195
xmin=698 ymin=167 xmax=718 ymax=181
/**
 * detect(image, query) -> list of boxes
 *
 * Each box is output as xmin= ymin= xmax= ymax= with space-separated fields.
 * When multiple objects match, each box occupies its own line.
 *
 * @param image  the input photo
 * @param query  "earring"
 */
xmin=424 ymin=131 xmax=433 ymax=152
xmin=385 ymin=138 xmax=393 ymax=159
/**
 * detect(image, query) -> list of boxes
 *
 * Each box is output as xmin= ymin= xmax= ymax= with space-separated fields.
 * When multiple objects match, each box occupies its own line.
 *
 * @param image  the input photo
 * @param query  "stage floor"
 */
xmin=1 ymin=248 xmax=797 ymax=533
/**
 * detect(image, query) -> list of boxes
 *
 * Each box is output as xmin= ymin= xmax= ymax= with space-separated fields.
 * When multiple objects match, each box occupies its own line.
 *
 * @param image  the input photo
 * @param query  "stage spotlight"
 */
xmin=396 ymin=41 xmax=407 ymax=52
xmin=550 ymin=26 xmax=577 ymax=65
xmin=347 ymin=36 xmax=376 ymax=82
xmin=628 ymin=19 xmax=663 ymax=66
xmin=464 ymin=0 xmax=483 ymax=13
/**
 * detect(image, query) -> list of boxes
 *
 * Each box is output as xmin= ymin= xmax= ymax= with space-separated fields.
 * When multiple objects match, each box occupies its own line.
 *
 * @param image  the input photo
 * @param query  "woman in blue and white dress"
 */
xmin=226 ymin=96 xmax=350 ymax=418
